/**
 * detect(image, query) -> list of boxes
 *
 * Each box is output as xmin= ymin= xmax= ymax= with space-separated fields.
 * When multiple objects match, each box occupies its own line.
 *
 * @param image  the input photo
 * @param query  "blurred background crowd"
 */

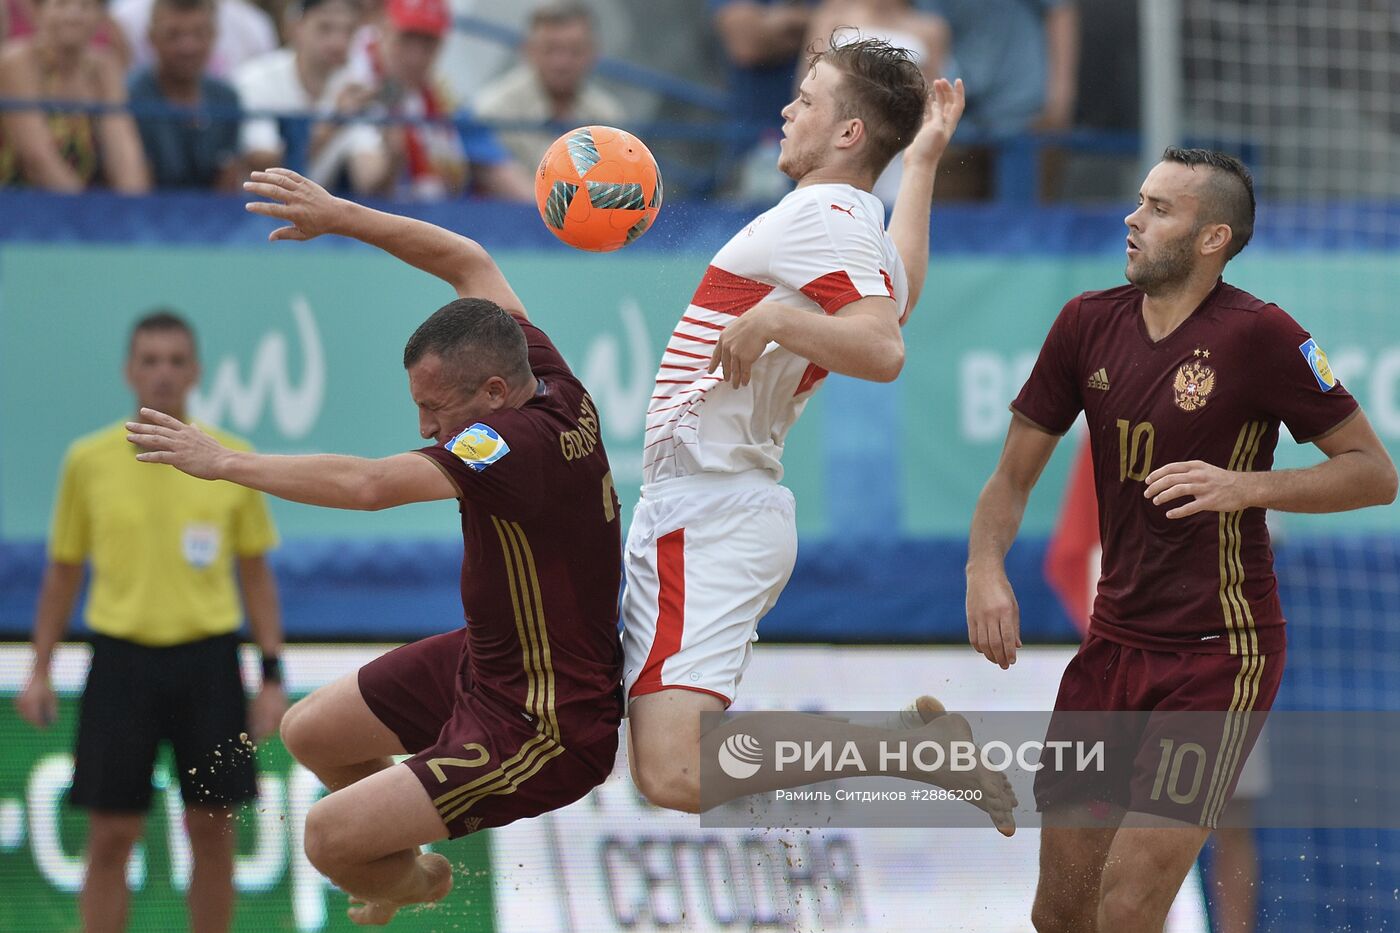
xmin=0 ymin=0 xmax=1125 ymax=204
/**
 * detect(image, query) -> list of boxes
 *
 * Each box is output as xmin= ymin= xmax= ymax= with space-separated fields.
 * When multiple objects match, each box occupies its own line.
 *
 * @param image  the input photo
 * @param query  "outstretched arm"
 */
xmin=244 ymin=168 xmax=528 ymax=319
xmin=1144 ymin=410 xmax=1398 ymax=517
xmin=126 ymin=409 xmax=458 ymax=510
xmin=888 ymin=78 xmax=964 ymax=319
xmin=966 ymin=414 xmax=1062 ymax=669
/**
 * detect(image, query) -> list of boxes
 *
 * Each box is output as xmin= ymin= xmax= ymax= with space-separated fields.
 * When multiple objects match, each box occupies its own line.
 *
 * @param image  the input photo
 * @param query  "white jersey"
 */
xmin=642 ymin=183 xmax=909 ymax=484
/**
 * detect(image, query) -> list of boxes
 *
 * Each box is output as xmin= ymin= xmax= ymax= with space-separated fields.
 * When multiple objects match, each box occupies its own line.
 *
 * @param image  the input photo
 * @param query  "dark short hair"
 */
xmin=152 ymin=0 xmax=215 ymax=15
xmin=403 ymin=298 xmax=532 ymax=394
xmin=128 ymin=309 xmax=197 ymax=358
xmin=808 ymin=34 xmax=927 ymax=176
xmin=1162 ymin=146 xmax=1256 ymax=260
xmin=530 ymin=1 xmax=592 ymax=31
xmin=293 ymin=0 xmax=362 ymax=18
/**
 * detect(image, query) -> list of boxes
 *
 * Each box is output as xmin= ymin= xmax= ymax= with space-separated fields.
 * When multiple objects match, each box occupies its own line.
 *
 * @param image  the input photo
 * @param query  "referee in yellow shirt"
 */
xmin=15 ymin=311 xmax=286 ymax=933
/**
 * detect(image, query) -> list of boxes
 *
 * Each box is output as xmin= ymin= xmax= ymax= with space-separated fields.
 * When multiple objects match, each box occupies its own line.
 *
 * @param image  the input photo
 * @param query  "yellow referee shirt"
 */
xmin=48 ymin=421 xmax=279 ymax=647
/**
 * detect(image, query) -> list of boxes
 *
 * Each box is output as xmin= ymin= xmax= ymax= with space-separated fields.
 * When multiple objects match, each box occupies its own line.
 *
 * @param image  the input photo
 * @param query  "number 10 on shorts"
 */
xmin=1149 ymin=738 xmax=1207 ymax=805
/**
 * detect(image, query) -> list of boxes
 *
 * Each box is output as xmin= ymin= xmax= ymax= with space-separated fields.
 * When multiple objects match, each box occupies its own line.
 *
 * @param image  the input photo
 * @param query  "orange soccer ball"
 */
xmin=535 ymin=125 xmax=663 ymax=252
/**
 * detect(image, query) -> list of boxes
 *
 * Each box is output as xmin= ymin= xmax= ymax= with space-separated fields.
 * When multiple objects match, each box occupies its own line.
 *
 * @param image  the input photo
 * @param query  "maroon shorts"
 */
xmin=1033 ymin=634 xmax=1284 ymax=828
xmin=358 ymin=628 xmax=617 ymax=839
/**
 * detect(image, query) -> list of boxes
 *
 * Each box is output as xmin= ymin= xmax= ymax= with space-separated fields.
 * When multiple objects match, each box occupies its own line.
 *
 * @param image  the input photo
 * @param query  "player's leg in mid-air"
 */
xmin=621 ymin=487 xmax=1016 ymax=831
xmin=629 ymin=676 xmax=1018 ymax=832
xmin=287 ymin=628 xmax=617 ymax=926
xmin=622 ymin=485 xmax=796 ymax=814
xmin=279 ymin=672 xmax=409 ymax=792
xmin=280 ymin=631 xmax=464 ymax=925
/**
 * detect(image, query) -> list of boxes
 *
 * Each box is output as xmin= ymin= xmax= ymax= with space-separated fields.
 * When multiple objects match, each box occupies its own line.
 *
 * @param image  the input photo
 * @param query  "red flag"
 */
xmin=1044 ymin=436 xmax=1100 ymax=634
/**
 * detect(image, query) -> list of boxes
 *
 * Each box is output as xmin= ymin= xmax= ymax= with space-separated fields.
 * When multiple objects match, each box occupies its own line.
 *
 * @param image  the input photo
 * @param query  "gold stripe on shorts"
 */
xmin=429 ymin=518 xmax=564 ymax=824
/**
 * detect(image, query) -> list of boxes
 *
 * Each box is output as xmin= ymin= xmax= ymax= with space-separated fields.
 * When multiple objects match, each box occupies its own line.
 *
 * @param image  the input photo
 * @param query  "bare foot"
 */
xmin=885 ymin=694 xmax=947 ymax=729
xmin=346 ymin=853 xmax=453 ymax=926
xmin=910 ymin=699 xmax=1020 ymax=837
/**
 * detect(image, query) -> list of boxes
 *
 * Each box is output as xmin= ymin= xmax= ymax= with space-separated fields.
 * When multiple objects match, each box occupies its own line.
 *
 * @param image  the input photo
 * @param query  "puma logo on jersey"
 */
xmin=1087 ymin=368 xmax=1111 ymax=391
xmin=830 ymin=203 xmax=856 ymax=217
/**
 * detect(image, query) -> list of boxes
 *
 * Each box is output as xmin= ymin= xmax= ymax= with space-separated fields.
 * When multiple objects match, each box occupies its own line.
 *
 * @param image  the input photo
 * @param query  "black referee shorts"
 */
xmin=69 ymin=633 xmax=258 ymax=812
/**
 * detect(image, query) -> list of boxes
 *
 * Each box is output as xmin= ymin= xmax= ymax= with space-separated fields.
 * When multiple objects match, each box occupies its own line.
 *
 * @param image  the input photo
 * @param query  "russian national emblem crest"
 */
xmin=1173 ymin=359 xmax=1216 ymax=412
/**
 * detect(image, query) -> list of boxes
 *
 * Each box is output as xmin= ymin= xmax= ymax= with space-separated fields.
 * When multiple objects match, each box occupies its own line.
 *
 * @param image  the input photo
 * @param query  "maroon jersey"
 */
xmin=415 ymin=320 xmax=623 ymax=746
xmin=1013 ymin=281 xmax=1358 ymax=655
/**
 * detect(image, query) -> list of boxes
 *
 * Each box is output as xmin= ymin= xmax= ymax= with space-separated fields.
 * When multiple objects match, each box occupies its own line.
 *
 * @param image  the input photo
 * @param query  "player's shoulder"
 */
xmin=439 ymin=420 xmax=519 ymax=474
xmin=1210 ymin=282 xmax=1304 ymax=339
xmin=1066 ymin=283 xmax=1140 ymax=323
xmin=1076 ymin=283 xmax=1141 ymax=308
xmin=1210 ymin=281 xmax=1274 ymax=315
xmin=516 ymin=315 xmax=550 ymax=343
xmin=769 ymin=184 xmax=825 ymax=218
xmin=776 ymin=183 xmax=880 ymax=223
xmin=436 ymin=386 xmax=590 ymax=483
xmin=519 ymin=317 xmax=580 ymax=382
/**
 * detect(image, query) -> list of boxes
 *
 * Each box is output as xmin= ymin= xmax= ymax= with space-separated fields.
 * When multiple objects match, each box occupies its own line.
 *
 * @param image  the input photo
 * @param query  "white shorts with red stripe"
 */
xmin=621 ymin=470 xmax=797 ymax=707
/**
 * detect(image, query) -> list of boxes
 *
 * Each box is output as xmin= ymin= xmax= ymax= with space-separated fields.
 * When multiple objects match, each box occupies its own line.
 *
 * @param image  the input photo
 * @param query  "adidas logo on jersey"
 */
xmin=1087 ymin=368 xmax=1111 ymax=391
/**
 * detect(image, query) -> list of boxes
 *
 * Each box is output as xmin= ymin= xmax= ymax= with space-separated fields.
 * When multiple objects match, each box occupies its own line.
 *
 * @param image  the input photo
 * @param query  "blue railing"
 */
xmin=0 ymin=96 xmax=1141 ymax=202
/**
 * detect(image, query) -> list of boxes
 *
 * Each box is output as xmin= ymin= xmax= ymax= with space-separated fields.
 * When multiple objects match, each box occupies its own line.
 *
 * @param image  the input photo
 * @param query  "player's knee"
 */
xmin=183 ymin=808 xmax=235 ymax=852
xmin=634 ymin=760 xmax=701 ymax=814
xmin=279 ymin=696 xmax=325 ymax=766
xmin=86 ymin=817 xmax=144 ymax=865
xmin=302 ymin=799 xmax=349 ymax=875
xmin=1031 ymin=894 xmax=1089 ymax=933
xmin=1097 ymin=880 xmax=1148 ymax=930
xmin=1097 ymin=868 xmax=1164 ymax=930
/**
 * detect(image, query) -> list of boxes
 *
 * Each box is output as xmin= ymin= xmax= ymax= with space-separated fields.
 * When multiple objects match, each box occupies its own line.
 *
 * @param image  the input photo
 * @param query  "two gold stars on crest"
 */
xmin=1193 ymin=348 xmax=1212 ymax=359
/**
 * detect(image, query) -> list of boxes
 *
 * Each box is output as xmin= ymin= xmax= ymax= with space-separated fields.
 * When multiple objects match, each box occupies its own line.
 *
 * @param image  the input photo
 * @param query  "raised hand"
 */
xmin=903 ymin=77 xmax=966 ymax=171
xmin=244 ymin=168 xmax=349 ymax=242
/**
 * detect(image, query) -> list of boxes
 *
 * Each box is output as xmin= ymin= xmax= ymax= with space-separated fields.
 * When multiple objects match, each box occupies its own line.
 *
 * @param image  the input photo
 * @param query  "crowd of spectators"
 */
xmin=0 ymin=0 xmax=1079 ymax=201
xmin=711 ymin=0 xmax=1077 ymax=202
